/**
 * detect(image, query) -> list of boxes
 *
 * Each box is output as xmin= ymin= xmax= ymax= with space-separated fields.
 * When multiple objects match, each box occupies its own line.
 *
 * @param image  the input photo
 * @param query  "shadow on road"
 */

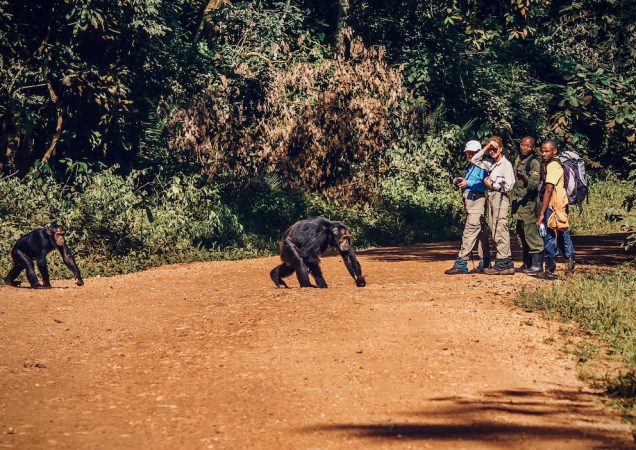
xmin=360 ymin=233 xmax=633 ymax=266
xmin=304 ymin=388 xmax=634 ymax=448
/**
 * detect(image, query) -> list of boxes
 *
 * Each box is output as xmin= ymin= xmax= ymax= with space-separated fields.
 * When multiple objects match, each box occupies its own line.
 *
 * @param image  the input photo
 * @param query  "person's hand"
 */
xmin=487 ymin=141 xmax=501 ymax=157
xmin=516 ymin=170 xmax=528 ymax=185
xmin=536 ymin=213 xmax=544 ymax=229
xmin=458 ymin=178 xmax=468 ymax=189
xmin=484 ymin=176 xmax=492 ymax=189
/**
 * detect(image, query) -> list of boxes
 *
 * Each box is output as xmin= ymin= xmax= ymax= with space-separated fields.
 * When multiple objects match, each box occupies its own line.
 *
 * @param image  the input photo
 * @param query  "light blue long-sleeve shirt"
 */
xmin=464 ymin=164 xmax=487 ymax=193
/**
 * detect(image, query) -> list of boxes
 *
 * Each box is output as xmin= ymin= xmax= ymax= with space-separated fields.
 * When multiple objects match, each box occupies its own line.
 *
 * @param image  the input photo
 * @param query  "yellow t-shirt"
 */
xmin=545 ymin=159 xmax=568 ymax=217
xmin=545 ymin=160 xmax=564 ymax=187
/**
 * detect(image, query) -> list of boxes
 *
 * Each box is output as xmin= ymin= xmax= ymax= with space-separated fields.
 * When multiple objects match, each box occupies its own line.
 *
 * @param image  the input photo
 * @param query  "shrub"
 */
xmin=168 ymin=26 xmax=409 ymax=203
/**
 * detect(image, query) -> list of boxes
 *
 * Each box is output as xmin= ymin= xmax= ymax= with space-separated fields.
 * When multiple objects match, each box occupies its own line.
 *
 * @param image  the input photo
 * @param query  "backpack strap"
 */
xmin=524 ymin=154 xmax=537 ymax=175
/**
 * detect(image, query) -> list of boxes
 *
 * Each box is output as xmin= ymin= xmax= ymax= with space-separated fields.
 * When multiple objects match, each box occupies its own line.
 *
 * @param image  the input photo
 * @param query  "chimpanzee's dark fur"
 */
xmin=3 ymin=225 xmax=83 ymax=289
xmin=270 ymin=217 xmax=365 ymax=288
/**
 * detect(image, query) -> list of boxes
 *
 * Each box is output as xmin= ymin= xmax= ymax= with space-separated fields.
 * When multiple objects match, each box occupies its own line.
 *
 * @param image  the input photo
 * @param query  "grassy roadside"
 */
xmin=569 ymin=178 xmax=634 ymax=235
xmin=515 ymin=267 xmax=636 ymax=432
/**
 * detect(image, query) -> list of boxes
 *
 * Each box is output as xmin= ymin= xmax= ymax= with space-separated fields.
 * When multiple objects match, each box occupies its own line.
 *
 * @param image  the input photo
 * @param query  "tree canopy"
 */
xmin=1 ymin=0 xmax=634 ymax=181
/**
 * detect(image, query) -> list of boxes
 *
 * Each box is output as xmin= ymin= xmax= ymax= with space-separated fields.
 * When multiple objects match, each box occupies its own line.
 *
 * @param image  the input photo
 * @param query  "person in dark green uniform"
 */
xmin=511 ymin=136 xmax=544 ymax=274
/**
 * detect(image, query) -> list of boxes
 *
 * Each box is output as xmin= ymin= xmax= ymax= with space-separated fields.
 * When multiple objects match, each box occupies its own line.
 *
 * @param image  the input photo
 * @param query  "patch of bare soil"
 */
xmin=0 ymin=235 xmax=634 ymax=449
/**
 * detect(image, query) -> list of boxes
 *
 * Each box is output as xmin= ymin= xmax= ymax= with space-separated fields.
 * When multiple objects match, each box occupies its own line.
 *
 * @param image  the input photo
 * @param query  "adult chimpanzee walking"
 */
xmin=270 ymin=217 xmax=366 ymax=288
xmin=3 ymin=224 xmax=84 ymax=289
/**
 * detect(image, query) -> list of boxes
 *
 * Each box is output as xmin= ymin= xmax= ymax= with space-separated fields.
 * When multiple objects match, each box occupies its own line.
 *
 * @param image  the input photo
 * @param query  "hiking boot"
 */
xmin=565 ymin=256 xmax=576 ymax=275
xmin=516 ymin=248 xmax=531 ymax=272
xmin=469 ymin=259 xmax=490 ymax=274
xmin=545 ymin=256 xmax=556 ymax=273
xmin=542 ymin=270 xmax=558 ymax=280
xmin=542 ymin=256 xmax=557 ymax=279
xmin=444 ymin=258 xmax=468 ymax=275
xmin=523 ymin=253 xmax=544 ymax=275
xmin=483 ymin=258 xmax=515 ymax=275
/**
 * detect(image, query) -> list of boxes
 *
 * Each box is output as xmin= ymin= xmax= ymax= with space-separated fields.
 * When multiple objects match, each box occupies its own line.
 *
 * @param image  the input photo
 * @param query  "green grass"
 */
xmin=515 ymin=268 xmax=636 ymax=429
xmin=569 ymin=178 xmax=634 ymax=235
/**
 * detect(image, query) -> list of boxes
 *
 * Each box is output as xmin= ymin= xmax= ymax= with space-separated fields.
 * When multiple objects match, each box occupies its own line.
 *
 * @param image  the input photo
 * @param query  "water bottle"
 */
xmin=539 ymin=223 xmax=547 ymax=237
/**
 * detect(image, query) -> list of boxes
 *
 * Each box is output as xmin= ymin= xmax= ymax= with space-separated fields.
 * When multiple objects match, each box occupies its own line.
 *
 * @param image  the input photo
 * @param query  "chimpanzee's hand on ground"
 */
xmin=76 ymin=278 xmax=84 ymax=286
xmin=356 ymin=276 xmax=366 ymax=287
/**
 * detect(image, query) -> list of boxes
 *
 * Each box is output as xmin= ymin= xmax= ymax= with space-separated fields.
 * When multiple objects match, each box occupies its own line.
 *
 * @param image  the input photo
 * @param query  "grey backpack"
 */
xmin=559 ymin=151 xmax=589 ymax=211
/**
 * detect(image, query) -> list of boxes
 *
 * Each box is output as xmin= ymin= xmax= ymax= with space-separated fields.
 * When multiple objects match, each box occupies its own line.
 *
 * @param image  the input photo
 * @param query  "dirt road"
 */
xmin=1 ymin=235 xmax=634 ymax=449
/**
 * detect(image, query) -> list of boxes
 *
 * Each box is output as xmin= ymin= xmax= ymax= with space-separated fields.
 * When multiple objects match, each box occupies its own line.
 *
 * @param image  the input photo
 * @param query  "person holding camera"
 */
xmin=471 ymin=135 xmax=516 ymax=275
xmin=512 ymin=136 xmax=545 ymax=274
xmin=444 ymin=140 xmax=491 ymax=275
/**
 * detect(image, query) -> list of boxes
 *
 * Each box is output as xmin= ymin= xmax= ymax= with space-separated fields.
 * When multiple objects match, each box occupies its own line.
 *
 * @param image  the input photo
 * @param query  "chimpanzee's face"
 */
xmin=48 ymin=226 xmax=66 ymax=247
xmin=332 ymin=226 xmax=351 ymax=252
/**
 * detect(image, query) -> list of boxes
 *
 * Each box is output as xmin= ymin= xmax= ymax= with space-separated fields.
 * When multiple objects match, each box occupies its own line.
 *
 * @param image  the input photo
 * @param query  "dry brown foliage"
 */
xmin=168 ymin=29 xmax=408 ymax=203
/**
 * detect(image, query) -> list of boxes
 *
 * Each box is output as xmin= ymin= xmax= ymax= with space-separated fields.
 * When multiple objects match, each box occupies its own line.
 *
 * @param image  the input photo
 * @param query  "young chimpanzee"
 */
xmin=270 ymin=217 xmax=366 ymax=288
xmin=3 ymin=224 xmax=84 ymax=289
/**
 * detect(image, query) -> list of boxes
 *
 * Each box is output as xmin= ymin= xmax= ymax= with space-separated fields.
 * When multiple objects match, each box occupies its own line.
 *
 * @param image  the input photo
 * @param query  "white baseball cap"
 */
xmin=465 ymin=140 xmax=482 ymax=152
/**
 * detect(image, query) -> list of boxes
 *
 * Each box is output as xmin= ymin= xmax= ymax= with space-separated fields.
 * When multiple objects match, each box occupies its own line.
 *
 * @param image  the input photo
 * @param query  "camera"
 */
xmin=452 ymin=177 xmax=462 ymax=186
xmin=490 ymin=175 xmax=506 ymax=191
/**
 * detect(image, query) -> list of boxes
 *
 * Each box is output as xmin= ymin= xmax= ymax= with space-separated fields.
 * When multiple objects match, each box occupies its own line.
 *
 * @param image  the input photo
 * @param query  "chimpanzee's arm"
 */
xmin=58 ymin=245 xmax=84 ymax=286
xmin=340 ymin=249 xmax=366 ymax=287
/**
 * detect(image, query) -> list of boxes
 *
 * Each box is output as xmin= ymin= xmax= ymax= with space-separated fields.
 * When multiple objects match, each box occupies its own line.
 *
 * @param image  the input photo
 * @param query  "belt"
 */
xmin=465 ymin=191 xmax=485 ymax=201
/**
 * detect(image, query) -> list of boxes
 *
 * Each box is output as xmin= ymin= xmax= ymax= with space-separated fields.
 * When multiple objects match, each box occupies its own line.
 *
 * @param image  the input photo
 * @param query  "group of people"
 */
xmin=445 ymin=136 xmax=575 ymax=279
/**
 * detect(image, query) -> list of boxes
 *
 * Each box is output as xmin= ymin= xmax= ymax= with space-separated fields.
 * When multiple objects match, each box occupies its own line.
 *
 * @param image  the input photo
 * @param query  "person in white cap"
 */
xmin=444 ymin=140 xmax=491 ymax=275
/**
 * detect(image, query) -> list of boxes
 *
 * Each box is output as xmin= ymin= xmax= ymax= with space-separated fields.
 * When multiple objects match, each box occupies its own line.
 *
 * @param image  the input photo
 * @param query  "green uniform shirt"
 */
xmin=511 ymin=154 xmax=540 ymax=221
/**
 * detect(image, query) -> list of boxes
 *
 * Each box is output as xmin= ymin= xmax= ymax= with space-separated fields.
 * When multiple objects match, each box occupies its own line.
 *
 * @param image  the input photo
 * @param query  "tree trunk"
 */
xmin=335 ymin=0 xmax=350 ymax=52
xmin=194 ymin=0 xmax=230 ymax=43
xmin=40 ymin=82 xmax=63 ymax=166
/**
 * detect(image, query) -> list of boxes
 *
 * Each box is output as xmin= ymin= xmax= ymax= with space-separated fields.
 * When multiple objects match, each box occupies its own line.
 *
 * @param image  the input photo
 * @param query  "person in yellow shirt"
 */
xmin=535 ymin=139 xmax=576 ymax=278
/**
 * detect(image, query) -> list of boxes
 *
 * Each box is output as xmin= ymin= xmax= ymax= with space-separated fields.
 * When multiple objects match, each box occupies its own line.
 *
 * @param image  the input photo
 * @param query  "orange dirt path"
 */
xmin=0 ymin=235 xmax=634 ymax=449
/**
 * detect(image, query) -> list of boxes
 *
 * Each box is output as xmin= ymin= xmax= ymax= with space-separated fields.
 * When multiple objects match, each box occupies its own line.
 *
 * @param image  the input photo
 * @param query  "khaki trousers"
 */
xmin=487 ymin=191 xmax=512 ymax=260
xmin=458 ymin=192 xmax=489 ymax=261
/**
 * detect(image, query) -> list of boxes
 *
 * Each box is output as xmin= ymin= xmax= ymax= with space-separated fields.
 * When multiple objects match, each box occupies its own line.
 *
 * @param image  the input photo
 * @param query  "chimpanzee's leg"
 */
xmin=36 ymin=258 xmax=52 ymax=288
xmin=270 ymin=263 xmax=295 ymax=288
xmin=4 ymin=256 xmax=24 ymax=287
xmin=307 ymin=262 xmax=328 ymax=288
xmin=281 ymin=239 xmax=314 ymax=287
xmin=13 ymin=250 xmax=41 ymax=288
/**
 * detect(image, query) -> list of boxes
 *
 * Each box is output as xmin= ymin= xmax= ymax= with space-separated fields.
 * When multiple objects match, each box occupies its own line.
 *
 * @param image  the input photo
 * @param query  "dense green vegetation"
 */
xmin=1 ymin=0 xmax=635 ymax=269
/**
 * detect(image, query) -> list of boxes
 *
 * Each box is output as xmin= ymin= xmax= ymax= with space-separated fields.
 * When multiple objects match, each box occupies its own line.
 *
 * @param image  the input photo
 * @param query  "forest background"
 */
xmin=1 ymin=0 xmax=635 ymax=276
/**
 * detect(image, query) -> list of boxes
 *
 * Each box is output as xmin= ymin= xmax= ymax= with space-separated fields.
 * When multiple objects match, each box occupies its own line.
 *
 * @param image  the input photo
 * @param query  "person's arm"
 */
xmin=471 ymin=149 xmax=494 ymax=171
xmin=501 ymin=160 xmax=516 ymax=193
xmin=515 ymin=160 xmax=528 ymax=187
xmin=536 ymin=184 xmax=554 ymax=228
xmin=526 ymin=158 xmax=540 ymax=192
xmin=468 ymin=167 xmax=487 ymax=191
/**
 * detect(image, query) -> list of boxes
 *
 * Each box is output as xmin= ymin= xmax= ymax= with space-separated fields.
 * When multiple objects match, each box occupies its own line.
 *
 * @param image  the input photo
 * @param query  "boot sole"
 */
xmin=483 ymin=270 xmax=515 ymax=275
